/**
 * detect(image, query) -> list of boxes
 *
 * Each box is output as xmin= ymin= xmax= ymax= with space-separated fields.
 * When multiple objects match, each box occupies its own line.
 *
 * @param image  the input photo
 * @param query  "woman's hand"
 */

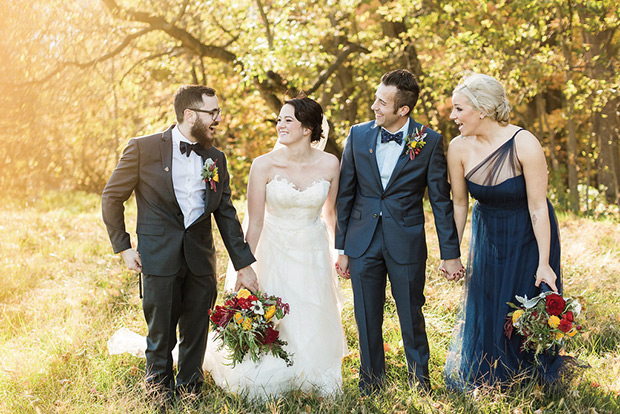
xmin=535 ymin=264 xmax=558 ymax=292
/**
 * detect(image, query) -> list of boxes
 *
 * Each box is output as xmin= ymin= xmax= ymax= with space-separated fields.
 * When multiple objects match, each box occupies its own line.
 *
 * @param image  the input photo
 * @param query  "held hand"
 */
xmin=439 ymin=258 xmax=465 ymax=281
xmin=534 ymin=264 xmax=558 ymax=292
xmin=120 ymin=249 xmax=142 ymax=272
xmin=335 ymin=255 xmax=351 ymax=280
xmin=235 ymin=265 xmax=259 ymax=292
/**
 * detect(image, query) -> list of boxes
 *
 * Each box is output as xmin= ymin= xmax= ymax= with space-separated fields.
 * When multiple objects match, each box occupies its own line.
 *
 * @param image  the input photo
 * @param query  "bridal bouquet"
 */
xmin=209 ymin=289 xmax=293 ymax=367
xmin=505 ymin=291 xmax=584 ymax=360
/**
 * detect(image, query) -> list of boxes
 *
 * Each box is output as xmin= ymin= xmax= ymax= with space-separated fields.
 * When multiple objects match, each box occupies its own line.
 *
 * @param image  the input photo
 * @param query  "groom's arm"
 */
xmin=426 ymin=133 xmax=460 ymax=261
xmin=212 ymin=154 xmax=256 ymax=271
xmin=102 ymin=138 xmax=140 ymax=254
xmin=335 ymin=128 xmax=357 ymax=251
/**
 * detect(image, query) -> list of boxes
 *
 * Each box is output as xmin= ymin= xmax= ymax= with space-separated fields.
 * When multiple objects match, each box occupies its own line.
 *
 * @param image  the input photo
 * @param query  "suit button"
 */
xmin=381 ymin=195 xmax=386 ymax=200
xmin=373 ymin=213 xmax=378 ymax=218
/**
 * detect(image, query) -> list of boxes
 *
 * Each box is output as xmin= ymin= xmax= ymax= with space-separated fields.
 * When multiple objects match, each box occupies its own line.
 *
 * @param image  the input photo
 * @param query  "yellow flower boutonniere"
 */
xmin=405 ymin=125 xmax=427 ymax=160
xmin=201 ymin=158 xmax=219 ymax=191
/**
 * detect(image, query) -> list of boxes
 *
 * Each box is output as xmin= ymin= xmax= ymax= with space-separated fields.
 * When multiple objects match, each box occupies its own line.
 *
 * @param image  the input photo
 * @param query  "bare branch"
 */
xmin=119 ymin=47 xmax=183 ymax=84
xmin=254 ymin=0 xmax=274 ymax=49
xmin=171 ymin=0 xmax=190 ymax=26
xmin=307 ymin=43 xmax=370 ymax=95
xmin=5 ymin=28 xmax=155 ymax=87
xmin=101 ymin=0 xmax=237 ymax=63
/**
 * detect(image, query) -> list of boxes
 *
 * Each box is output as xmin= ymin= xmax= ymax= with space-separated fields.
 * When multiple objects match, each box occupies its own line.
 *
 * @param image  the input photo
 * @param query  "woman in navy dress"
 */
xmin=443 ymin=73 xmax=567 ymax=389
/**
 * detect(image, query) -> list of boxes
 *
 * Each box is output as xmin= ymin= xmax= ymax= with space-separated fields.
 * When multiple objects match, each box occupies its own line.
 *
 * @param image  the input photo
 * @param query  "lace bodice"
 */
xmin=265 ymin=175 xmax=330 ymax=223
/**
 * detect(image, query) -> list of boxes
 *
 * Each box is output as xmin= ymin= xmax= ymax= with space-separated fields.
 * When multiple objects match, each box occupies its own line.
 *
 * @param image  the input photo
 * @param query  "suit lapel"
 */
xmin=201 ymin=147 xmax=220 ymax=213
xmin=159 ymin=126 xmax=183 ymax=213
xmin=364 ymin=123 xmax=383 ymax=189
xmin=385 ymin=118 xmax=419 ymax=191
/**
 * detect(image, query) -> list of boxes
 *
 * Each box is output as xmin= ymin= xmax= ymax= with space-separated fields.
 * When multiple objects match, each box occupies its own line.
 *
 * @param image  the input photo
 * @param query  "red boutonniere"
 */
xmin=201 ymin=158 xmax=219 ymax=191
xmin=405 ymin=126 xmax=427 ymax=160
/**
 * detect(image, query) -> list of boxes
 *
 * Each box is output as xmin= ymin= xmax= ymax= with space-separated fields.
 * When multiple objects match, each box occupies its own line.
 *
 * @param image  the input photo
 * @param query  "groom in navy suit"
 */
xmin=336 ymin=69 xmax=463 ymax=395
xmin=102 ymin=85 xmax=258 ymax=405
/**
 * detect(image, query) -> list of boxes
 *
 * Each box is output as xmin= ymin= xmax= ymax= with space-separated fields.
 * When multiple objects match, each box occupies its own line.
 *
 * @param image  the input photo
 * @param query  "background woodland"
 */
xmin=1 ymin=0 xmax=619 ymax=215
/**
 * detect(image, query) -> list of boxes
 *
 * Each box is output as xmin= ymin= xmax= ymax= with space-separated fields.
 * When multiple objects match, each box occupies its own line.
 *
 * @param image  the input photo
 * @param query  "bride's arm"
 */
xmin=245 ymin=157 xmax=269 ymax=254
xmin=322 ymin=154 xmax=341 ymax=242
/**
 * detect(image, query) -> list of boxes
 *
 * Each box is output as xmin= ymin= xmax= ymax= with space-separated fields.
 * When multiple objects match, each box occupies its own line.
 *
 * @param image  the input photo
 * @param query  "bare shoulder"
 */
xmin=447 ymin=135 xmax=468 ymax=159
xmin=448 ymin=135 xmax=468 ymax=149
xmin=513 ymin=128 xmax=543 ymax=157
xmin=317 ymin=150 xmax=340 ymax=168
xmin=249 ymin=151 xmax=277 ymax=179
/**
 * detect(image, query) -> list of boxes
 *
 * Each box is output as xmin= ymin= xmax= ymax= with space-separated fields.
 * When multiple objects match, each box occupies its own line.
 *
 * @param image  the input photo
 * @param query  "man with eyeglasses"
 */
xmin=102 ymin=85 xmax=258 ymax=408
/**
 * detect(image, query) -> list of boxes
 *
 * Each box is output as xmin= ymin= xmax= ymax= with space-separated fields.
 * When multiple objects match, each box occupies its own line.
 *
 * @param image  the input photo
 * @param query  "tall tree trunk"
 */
xmin=595 ymin=97 xmax=620 ymax=204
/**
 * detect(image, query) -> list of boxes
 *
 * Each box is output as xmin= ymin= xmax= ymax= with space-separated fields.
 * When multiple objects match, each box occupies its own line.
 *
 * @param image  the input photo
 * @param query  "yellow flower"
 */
xmin=213 ymin=172 xmax=219 ymax=182
xmin=567 ymin=328 xmax=578 ymax=337
xmin=548 ymin=315 xmax=560 ymax=328
xmin=512 ymin=310 xmax=524 ymax=324
xmin=237 ymin=289 xmax=251 ymax=299
xmin=555 ymin=332 xmax=564 ymax=340
xmin=234 ymin=312 xmax=244 ymax=325
xmin=242 ymin=317 xmax=252 ymax=331
xmin=265 ymin=305 xmax=276 ymax=321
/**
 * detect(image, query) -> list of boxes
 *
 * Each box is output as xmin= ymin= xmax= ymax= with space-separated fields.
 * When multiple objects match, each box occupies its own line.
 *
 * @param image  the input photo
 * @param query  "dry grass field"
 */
xmin=0 ymin=191 xmax=619 ymax=413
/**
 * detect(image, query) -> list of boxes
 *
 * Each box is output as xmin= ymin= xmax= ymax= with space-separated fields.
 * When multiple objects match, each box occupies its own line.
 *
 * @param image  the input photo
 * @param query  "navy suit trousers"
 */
xmin=349 ymin=219 xmax=430 ymax=394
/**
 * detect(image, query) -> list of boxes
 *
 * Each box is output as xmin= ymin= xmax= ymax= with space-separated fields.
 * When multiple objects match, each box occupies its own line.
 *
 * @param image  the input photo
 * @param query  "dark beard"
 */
xmin=191 ymin=116 xmax=214 ymax=148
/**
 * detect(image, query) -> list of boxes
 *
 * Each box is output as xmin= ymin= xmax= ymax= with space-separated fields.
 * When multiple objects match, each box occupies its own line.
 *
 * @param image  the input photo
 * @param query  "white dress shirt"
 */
xmin=171 ymin=126 xmax=206 ymax=228
xmin=376 ymin=118 xmax=410 ymax=189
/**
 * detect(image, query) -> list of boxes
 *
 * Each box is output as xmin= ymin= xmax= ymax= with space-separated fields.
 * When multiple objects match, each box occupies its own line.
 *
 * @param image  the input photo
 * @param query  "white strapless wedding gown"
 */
xmin=202 ymin=176 xmax=347 ymax=399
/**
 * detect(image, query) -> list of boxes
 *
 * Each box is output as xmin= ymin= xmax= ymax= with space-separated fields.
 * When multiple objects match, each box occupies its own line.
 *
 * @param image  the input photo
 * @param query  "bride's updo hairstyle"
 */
xmin=284 ymin=94 xmax=324 ymax=143
xmin=453 ymin=73 xmax=511 ymax=126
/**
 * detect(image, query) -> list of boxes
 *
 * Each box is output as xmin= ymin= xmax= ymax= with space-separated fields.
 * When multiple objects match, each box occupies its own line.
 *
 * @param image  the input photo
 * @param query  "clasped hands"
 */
xmin=439 ymin=258 xmax=465 ymax=281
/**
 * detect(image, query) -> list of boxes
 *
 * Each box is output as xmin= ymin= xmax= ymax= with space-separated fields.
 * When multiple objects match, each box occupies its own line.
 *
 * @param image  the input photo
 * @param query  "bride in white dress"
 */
xmin=202 ymin=95 xmax=348 ymax=398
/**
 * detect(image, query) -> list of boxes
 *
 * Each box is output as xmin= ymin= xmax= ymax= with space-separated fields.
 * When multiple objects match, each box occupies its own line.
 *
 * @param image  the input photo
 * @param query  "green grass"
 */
xmin=0 ymin=191 xmax=619 ymax=413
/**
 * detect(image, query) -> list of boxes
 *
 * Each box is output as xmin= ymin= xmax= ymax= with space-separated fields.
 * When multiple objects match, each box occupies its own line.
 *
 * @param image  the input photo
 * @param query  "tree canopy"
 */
xmin=1 ymin=0 xmax=618 ymax=213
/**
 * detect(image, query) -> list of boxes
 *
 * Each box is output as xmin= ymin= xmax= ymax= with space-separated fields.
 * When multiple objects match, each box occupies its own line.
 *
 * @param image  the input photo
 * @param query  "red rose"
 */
xmin=564 ymin=311 xmax=574 ymax=322
xmin=545 ymin=294 xmax=566 ymax=316
xmin=248 ymin=295 xmax=258 ymax=302
xmin=259 ymin=326 xmax=279 ymax=345
xmin=558 ymin=318 xmax=572 ymax=333
xmin=237 ymin=297 xmax=252 ymax=310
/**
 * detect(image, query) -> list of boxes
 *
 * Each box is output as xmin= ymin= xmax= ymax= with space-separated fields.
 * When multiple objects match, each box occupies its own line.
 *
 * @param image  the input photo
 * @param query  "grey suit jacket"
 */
xmin=102 ymin=125 xmax=255 ymax=276
xmin=335 ymin=118 xmax=460 ymax=264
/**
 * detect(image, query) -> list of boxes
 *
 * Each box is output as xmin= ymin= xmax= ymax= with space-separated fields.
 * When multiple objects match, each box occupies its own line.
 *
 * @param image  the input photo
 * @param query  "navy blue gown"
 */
xmin=444 ymin=129 xmax=566 ymax=390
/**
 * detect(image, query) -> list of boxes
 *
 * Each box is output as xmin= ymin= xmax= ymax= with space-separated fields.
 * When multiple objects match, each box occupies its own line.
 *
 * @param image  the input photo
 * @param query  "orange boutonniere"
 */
xmin=405 ymin=126 xmax=427 ymax=160
xmin=201 ymin=158 xmax=219 ymax=191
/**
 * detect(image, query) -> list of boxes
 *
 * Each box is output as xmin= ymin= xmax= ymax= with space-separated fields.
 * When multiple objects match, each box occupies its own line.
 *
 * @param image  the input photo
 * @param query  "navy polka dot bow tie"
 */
xmin=380 ymin=129 xmax=403 ymax=145
xmin=179 ymin=141 xmax=206 ymax=157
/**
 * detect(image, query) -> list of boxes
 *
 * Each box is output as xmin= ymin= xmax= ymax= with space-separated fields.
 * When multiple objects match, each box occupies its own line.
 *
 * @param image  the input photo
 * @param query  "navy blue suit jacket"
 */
xmin=335 ymin=118 xmax=460 ymax=264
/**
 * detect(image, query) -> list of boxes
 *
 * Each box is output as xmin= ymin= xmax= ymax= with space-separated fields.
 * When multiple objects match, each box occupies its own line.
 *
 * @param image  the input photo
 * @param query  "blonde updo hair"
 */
xmin=453 ymin=73 xmax=511 ymax=126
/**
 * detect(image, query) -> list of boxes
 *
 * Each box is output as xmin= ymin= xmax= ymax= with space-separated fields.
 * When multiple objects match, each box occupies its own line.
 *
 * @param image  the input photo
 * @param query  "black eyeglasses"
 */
xmin=187 ymin=107 xmax=222 ymax=120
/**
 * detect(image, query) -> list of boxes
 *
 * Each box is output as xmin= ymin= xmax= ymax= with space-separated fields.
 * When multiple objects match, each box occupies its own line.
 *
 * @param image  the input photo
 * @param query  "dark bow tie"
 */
xmin=380 ymin=129 xmax=403 ymax=145
xmin=179 ymin=141 xmax=206 ymax=157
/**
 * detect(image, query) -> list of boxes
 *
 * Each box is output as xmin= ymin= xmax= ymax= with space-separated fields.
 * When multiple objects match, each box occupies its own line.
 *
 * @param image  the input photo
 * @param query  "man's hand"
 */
xmin=235 ymin=265 xmax=259 ymax=292
xmin=335 ymin=254 xmax=351 ymax=280
xmin=121 ymin=248 xmax=142 ymax=272
xmin=439 ymin=258 xmax=465 ymax=281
